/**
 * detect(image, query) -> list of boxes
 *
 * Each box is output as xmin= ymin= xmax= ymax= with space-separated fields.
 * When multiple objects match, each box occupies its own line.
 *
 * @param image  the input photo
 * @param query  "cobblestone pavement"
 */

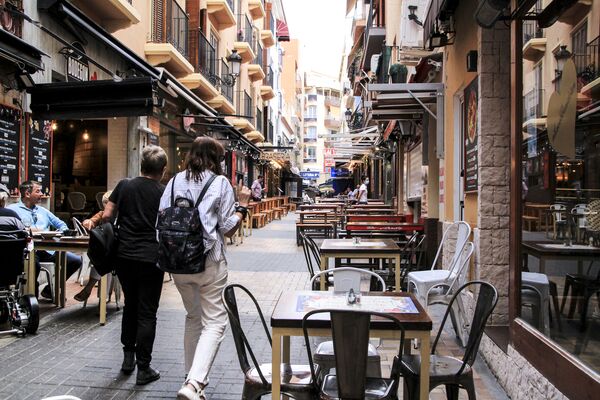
xmin=0 ymin=213 xmax=509 ymax=400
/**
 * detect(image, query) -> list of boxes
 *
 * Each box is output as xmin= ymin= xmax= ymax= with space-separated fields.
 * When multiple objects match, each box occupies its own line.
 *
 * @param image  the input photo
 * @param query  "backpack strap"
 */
xmin=194 ymin=174 xmax=218 ymax=208
xmin=170 ymin=174 xmax=177 ymax=206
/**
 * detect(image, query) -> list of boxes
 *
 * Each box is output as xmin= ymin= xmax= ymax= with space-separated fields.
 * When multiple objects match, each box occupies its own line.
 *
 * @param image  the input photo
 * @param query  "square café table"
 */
xmin=24 ymin=236 xmax=108 ymax=325
xmin=319 ymin=238 xmax=402 ymax=292
xmin=270 ymin=290 xmax=433 ymax=400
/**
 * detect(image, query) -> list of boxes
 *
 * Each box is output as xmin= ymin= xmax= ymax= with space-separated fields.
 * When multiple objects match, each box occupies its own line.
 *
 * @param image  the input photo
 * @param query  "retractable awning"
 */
xmin=0 ymin=29 xmax=46 ymax=73
xmin=367 ymin=82 xmax=444 ymax=158
xmin=322 ymin=126 xmax=380 ymax=161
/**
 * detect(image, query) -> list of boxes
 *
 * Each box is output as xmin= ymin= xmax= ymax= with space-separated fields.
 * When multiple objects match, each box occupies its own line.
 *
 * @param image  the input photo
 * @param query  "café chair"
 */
xmin=302 ymin=309 xmax=405 ymax=400
xmin=560 ymin=261 xmax=600 ymax=330
xmin=67 ymin=192 xmax=88 ymax=220
xmin=300 ymin=232 xmax=322 ymax=290
xmin=310 ymin=267 xmax=387 ymax=293
xmin=397 ymin=281 xmax=498 ymax=400
xmin=584 ymin=200 xmax=600 ymax=246
xmin=95 ymin=192 xmax=106 ymax=210
xmin=407 ymin=221 xmax=471 ymax=310
xmin=520 ymin=272 xmax=561 ymax=335
xmin=573 ymin=288 xmax=600 ymax=355
xmin=571 ymin=204 xmax=589 ymax=243
xmin=549 ymin=204 xmax=567 ymax=240
xmin=221 ymin=284 xmax=317 ymax=400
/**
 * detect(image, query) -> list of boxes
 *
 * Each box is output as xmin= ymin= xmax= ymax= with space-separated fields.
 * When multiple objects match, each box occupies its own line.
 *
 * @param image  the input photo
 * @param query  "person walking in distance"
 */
xmin=250 ymin=175 xmax=265 ymax=201
xmin=158 ymin=137 xmax=251 ymax=400
xmin=357 ymin=175 xmax=369 ymax=204
xmin=102 ymin=146 xmax=167 ymax=385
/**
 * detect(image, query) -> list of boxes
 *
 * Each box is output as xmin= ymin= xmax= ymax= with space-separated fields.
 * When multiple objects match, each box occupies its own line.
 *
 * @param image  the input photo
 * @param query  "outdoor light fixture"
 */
xmin=213 ymin=50 xmax=242 ymax=88
xmin=15 ymin=71 xmax=35 ymax=90
xmin=408 ymin=6 xmax=423 ymax=26
xmin=474 ymin=0 xmax=510 ymax=29
xmin=554 ymin=45 xmax=572 ymax=79
xmin=345 ymin=108 xmax=352 ymax=124
xmin=427 ymin=32 xmax=448 ymax=50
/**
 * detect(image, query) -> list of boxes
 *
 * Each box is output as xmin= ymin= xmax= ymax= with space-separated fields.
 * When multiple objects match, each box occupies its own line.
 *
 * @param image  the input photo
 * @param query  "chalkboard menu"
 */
xmin=26 ymin=117 xmax=52 ymax=194
xmin=464 ymin=77 xmax=479 ymax=193
xmin=0 ymin=105 xmax=21 ymax=194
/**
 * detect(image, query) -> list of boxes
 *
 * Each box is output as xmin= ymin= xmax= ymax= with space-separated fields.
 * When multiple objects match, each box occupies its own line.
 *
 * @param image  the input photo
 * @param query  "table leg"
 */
xmin=99 ymin=275 xmax=107 ymax=325
xmin=54 ymin=253 xmax=61 ymax=306
xmin=25 ymin=252 xmax=36 ymax=295
xmin=394 ymin=255 xmax=401 ymax=292
xmin=418 ymin=332 xmax=430 ymax=400
xmin=320 ymin=255 xmax=327 ymax=290
xmin=60 ymin=252 xmax=67 ymax=307
xmin=272 ymin=332 xmax=282 ymax=399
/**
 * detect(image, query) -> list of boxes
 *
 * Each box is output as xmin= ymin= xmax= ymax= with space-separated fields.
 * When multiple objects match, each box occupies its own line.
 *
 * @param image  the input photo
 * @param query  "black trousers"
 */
xmin=116 ymin=257 xmax=164 ymax=369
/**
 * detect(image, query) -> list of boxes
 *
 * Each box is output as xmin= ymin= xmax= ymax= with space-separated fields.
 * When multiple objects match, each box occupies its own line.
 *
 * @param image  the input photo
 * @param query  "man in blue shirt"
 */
xmin=8 ymin=181 xmax=82 ymax=299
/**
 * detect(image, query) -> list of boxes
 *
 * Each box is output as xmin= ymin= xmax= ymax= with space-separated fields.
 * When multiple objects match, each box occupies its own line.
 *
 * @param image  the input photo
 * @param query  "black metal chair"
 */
xmin=300 ymin=232 xmax=321 ymax=290
xmin=221 ymin=284 xmax=316 ymax=400
xmin=303 ymin=309 xmax=405 ymax=400
xmin=397 ymin=280 xmax=498 ymax=400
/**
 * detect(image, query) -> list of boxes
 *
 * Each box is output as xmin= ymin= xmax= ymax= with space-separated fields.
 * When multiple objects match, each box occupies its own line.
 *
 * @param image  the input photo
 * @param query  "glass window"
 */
xmin=519 ymin=10 xmax=600 ymax=373
xmin=307 ymin=105 xmax=317 ymax=117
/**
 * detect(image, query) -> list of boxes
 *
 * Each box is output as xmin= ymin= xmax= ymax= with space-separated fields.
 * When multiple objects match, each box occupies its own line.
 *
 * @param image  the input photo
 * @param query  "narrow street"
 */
xmin=0 ymin=214 xmax=507 ymax=400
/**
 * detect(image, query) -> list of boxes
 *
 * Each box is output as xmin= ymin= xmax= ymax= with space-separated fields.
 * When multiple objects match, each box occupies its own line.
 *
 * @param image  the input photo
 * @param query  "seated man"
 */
xmin=8 ymin=181 xmax=82 ymax=299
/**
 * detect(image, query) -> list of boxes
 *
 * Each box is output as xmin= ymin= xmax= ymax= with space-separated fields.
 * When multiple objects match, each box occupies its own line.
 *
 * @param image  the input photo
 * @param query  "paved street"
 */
xmin=0 ymin=214 xmax=508 ymax=400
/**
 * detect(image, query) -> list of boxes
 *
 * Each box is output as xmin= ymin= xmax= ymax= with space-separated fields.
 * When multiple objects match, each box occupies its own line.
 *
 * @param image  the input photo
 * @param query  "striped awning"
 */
xmin=276 ymin=19 xmax=290 ymax=41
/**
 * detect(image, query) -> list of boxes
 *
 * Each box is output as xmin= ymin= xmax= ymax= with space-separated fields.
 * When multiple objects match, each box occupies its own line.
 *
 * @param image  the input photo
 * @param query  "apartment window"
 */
xmin=571 ymin=20 xmax=588 ymax=76
xmin=305 ymin=126 xmax=317 ymax=142
xmin=307 ymin=106 xmax=317 ymax=117
xmin=305 ymin=146 xmax=317 ymax=159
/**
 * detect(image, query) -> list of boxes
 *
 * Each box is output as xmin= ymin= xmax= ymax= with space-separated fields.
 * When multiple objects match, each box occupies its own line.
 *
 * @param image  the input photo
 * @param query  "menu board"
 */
xmin=26 ymin=117 xmax=52 ymax=194
xmin=464 ymin=77 xmax=479 ymax=193
xmin=0 ymin=105 xmax=21 ymax=194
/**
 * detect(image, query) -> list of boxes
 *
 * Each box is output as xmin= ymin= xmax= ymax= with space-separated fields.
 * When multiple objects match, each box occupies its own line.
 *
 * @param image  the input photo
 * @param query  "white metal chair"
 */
xmin=310 ymin=267 xmax=387 ymax=293
xmin=67 ymin=191 xmax=88 ymax=220
xmin=550 ymin=204 xmax=567 ymax=239
xmin=309 ymin=266 xmax=385 ymax=380
xmin=571 ymin=204 xmax=589 ymax=243
xmin=407 ymin=221 xmax=471 ymax=309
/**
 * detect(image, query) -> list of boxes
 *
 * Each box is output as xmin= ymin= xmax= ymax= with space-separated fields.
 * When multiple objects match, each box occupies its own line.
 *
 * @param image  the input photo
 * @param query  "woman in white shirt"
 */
xmin=357 ymin=175 xmax=369 ymax=204
xmin=159 ymin=137 xmax=251 ymax=400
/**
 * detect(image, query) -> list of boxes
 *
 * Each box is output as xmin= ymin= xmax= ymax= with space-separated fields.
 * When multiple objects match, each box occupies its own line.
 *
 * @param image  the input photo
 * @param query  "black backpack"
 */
xmin=87 ymin=222 xmax=118 ymax=276
xmin=156 ymin=174 xmax=217 ymax=274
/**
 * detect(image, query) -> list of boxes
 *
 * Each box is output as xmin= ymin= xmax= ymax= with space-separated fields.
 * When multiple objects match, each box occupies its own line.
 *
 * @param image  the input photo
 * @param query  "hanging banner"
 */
xmin=26 ymin=117 xmax=53 ymax=194
xmin=0 ymin=105 xmax=21 ymax=194
xmin=464 ymin=77 xmax=478 ymax=193
xmin=547 ymin=59 xmax=577 ymax=159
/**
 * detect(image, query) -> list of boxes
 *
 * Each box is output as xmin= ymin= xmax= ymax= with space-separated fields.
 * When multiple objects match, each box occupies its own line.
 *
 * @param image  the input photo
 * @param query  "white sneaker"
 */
xmin=177 ymin=382 xmax=205 ymax=400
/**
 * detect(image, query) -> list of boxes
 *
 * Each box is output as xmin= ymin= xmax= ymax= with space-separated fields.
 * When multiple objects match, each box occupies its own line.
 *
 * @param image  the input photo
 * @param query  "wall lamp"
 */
xmin=554 ymin=45 xmax=572 ymax=80
xmin=212 ymin=50 xmax=242 ymax=88
xmin=15 ymin=70 xmax=35 ymax=90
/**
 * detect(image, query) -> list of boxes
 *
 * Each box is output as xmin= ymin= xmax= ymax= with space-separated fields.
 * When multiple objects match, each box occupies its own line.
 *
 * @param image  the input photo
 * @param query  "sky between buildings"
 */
xmin=281 ymin=0 xmax=351 ymax=81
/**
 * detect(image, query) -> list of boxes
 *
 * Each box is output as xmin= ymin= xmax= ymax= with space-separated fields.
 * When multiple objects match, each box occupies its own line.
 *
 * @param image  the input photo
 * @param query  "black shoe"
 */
xmin=136 ymin=366 xmax=160 ymax=385
xmin=121 ymin=351 xmax=136 ymax=374
xmin=40 ymin=286 xmax=53 ymax=300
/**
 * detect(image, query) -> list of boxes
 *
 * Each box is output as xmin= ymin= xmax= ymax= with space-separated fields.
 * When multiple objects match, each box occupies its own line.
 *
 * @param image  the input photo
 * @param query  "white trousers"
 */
xmin=173 ymin=259 xmax=228 ymax=386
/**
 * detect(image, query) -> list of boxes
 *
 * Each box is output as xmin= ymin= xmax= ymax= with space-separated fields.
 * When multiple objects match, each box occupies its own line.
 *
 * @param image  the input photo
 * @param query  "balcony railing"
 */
xmin=574 ymin=35 xmax=599 ymax=88
xmin=256 ymin=41 xmax=263 ymax=70
xmin=303 ymin=157 xmax=317 ymax=163
xmin=523 ymin=89 xmax=544 ymax=122
xmin=220 ymin=59 xmax=234 ymax=103
xmin=266 ymin=66 xmax=274 ymax=87
xmin=267 ymin=121 xmax=274 ymax=143
xmin=226 ymin=0 xmax=234 ymax=12
xmin=269 ymin=11 xmax=275 ymax=35
xmin=237 ymin=90 xmax=253 ymax=122
xmin=256 ymin=107 xmax=263 ymax=133
xmin=522 ymin=20 xmax=543 ymax=47
xmin=192 ymin=30 xmax=217 ymax=85
xmin=324 ymin=96 xmax=341 ymax=108
xmin=151 ymin=0 xmax=189 ymax=57
xmin=237 ymin=14 xmax=256 ymax=54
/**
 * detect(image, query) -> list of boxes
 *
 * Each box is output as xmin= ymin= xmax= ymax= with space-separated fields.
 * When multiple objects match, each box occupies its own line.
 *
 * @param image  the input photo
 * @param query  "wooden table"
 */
xmin=347 ymin=214 xmax=407 ymax=223
xmin=346 ymin=208 xmax=396 ymax=214
xmin=297 ymin=210 xmax=337 ymax=223
xmin=299 ymin=204 xmax=341 ymax=212
xmin=521 ymin=241 xmax=600 ymax=274
xmin=346 ymin=222 xmax=424 ymax=232
xmin=319 ymin=238 xmax=402 ymax=292
xmin=270 ymin=290 xmax=432 ymax=400
xmin=25 ymin=237 xmax=108 ymax=325
xmin=524 ymin=203 xmax=551 ymax=231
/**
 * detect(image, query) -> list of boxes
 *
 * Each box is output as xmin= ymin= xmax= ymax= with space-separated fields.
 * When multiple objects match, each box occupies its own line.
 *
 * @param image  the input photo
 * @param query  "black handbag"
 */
xmin=87 ymin=222 xmax=118 ymax=276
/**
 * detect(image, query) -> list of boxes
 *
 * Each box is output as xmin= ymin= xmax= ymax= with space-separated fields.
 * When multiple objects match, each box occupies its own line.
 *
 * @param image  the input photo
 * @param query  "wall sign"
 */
xmin=0 ymin=105 xmax=21 ymax=194
xmin=300 ymin=171 xmax=320 ymax=179
xmin=26 ymin=117 xmax=52 ymax=194
xmin=464 ymin=77 xmax=478 ymax=193
xmin=260 ymin=152 xmax=290 ymax=161
xmin=62 ymin=42 xmax=89 ymax=82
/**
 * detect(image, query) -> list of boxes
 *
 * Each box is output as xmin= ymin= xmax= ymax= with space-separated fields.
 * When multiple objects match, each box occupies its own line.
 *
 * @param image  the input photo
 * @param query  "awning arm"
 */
xmin=407 ymin=89 xmax=437 ymax=120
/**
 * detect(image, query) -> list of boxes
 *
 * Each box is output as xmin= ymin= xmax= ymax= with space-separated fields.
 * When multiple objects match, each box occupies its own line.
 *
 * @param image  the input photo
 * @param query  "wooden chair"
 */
xmin=397 ymin=281 xmax=499 ymax=400
xmin=222 ymin=284 xmax=316 ymax=400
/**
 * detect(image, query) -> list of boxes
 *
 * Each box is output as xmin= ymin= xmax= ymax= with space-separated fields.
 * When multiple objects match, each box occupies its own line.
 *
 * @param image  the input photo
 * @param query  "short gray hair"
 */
xmin=0 ymin=191 xmax=7 ymax=207
xmin=141 ymin=145 xmax=168 ymax=175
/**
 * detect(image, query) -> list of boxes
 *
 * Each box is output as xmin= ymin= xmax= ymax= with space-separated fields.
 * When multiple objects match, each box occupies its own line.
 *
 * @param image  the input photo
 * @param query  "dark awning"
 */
xmin=276 ymin=19 xmax=290 ymax=41
xmin=28 ymin=77 xmax=158 ymax=120
xmin=0 ymin=29 xmax=46 ymax=73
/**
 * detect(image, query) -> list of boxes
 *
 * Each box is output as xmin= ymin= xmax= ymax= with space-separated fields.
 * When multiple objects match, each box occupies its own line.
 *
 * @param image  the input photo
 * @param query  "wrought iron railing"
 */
xmin=195 ymin=30 xmax=216 ymax=85
xmin=220 ymin=59 xmax=234 ymax=103
xmin=237 ymin=14 xmax=256 ymax=54
xmin=237 ymin=90 xmax=253 ymax=122
xmin=256 ymin=107 xmax=263 ymax=133
xmin=151 ymin=0 xmax=189 ymax=57
xmin=269 ymin=11 xmax=275 ymax=35
xmin=267 ymin=121 xmax=274 ymax=143
xmin=256 ymin=41 xmax=263 ymax=70
xmin=574 ymin=35 xmax=599 ymax=87
xmin=266 ymin=66 xmax=274 ymax=87
xmin=522 ymin=20 xmax=543 ymax=47
xmin=523 ymin=89 xmax=544 ymax=122
xmin=226 ymin=0 xmax=234 ymax=12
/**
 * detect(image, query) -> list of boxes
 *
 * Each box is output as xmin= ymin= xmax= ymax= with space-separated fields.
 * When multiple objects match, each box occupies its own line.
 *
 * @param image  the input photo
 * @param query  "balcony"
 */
xmin=231 ymin=90 xmax=255 ymax=132
xmin=522 ymin=20 xmax=545 ymax=62
xmin=206 ymin=0 xmax=236 ymax=29
xmin=180 ymin=30 xmax=220 ymax=96
xmin=205 ymin=61 xmax=235 ymax=114
xmin=324 ymin=114 xmax=342 ymax=129
xmin=248 ymin=41 xmax=265 ymax=82
xmin=234 ymin=14 xmax=257 ymax=63
xmin=245 ymin=130 xmax=265 ymax=144
xmin=256 ymin=107 xmax=264 ymax=133
xmin=303 ymin=157 xmax=317 ymax=164
xmin=361 ymin=7 xmax=385 ymax=70
xmin=304 ymin=115 xmax=317 ymax=123
xmin=557 ymin=0 xmax=592 ymax=25
xmin=72 ymin=0 xmax=140 ymax=31
xmin=146 ymin=0 xmax=193 ymax=75
xmin=324 ymin=96 xmax=341 ymax=108
xmin=261 ymin=66 xmax=275 ymax=101
xmin=576 ymin=36 xmax=600 ymax=97
xmin=247 ymin=0 xmax=266 ymax=20
xmin=261 ymin=10 xmax=276 ymax=48
xmin=522 ymin=89 xmax=545 ymax=132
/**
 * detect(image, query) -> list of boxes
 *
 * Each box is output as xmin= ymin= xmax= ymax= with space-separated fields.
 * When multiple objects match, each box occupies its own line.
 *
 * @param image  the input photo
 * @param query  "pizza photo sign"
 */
xmin=464 ymin=77 xmax=479 ymax=193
